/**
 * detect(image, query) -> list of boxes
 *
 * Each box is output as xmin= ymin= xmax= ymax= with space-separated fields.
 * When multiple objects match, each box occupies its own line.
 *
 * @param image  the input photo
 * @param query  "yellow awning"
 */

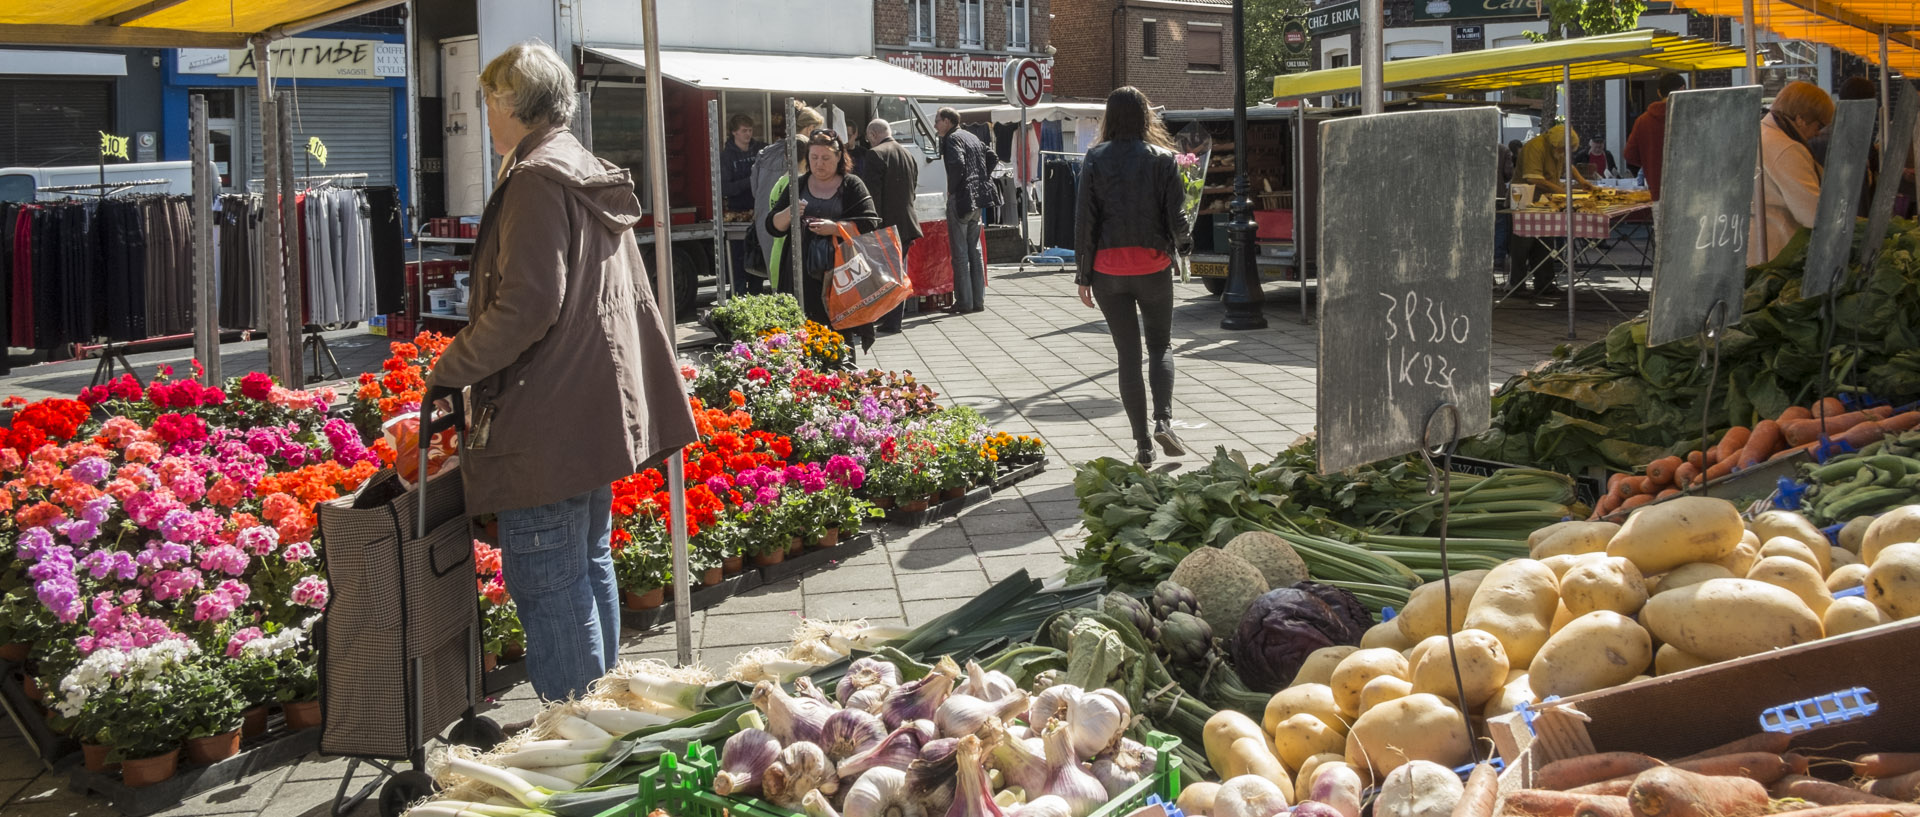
xmin=1657 ymin=0 xmax=1920 ymax=73
xmin=0 ymin=0 xmax=404 ymax=49
xmin=1273 ymin=30 xmax=1752 ymax=100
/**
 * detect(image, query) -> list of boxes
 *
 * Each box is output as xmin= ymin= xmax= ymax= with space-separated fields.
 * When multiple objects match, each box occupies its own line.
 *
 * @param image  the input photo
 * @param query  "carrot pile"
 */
xmin=1590 ymin=398 xmax=1920 ymax=521
xmin=1463 ymin=734 xmax=1920 ymax=817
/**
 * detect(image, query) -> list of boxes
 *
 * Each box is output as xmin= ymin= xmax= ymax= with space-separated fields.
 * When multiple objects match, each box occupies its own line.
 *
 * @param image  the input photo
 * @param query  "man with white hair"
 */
xmin=856 ymin=118 xmax=922 ymax=333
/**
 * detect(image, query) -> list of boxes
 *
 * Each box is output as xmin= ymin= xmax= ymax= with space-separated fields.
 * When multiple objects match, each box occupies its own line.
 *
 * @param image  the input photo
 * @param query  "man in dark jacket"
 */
xmin=1625 ymin=73 xmax=1686 ymax=200
xmin=859 ymin=118 xmax=923 ymax=333
xmin=721 ymin=114 xmax=766 ymax=294
xmin=937 ymin=107 xmax=1000 ymax=314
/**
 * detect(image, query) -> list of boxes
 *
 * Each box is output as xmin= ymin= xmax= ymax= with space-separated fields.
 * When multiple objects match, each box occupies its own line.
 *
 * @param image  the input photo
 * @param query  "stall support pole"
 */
xmin=190 ymin=95 xmax=220 ymax=385
xmin=254 ymin=37 xmax=291 ymax=384
xmin=710 ymin=99 xmax=729 ymax=304
xmin=1360 ymin=0 xmax=1384 ymax=115
xmin=1881 ymin=29 xmax=1892 ymax=140
xmin=1019 ymin=105 xmax=1030 ymax=252
xmin=1295 ymin=102 xmax=1309 ymax=325
xmin=279 ymin=101 xmax=304 ymax=387
xmin=641 ymin=0 xmax=693 ymax=667
xmin=1744 ymin=0 xmax=1766 ymax=264
xmin=787 ymin=97 xmax=803 ymax=299
xmin=1564 ymin=63 xmax=1577 ymax=341
xmin=1220 ymin=0 xmax=1268 ymax=330
xmin=405 ymin=0 xmax=422 ymax=224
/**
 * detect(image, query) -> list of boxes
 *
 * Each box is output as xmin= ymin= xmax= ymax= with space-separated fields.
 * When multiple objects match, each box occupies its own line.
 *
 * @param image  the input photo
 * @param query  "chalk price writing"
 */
xmin=1379 ymin=290 xmax=1472 ymax=399
xmin=1695 ymin=213 xmax=1746 ymax=252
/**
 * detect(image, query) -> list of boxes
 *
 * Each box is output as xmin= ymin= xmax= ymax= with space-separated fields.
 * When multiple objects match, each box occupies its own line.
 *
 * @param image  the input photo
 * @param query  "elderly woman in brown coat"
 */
xmin=426 ymin=41 xmax=697 ymax=701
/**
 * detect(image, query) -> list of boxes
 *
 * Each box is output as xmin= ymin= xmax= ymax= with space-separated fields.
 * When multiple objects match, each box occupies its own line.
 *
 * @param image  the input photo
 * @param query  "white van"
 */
xmin=0 ymin=161 xmax=200 ymax=203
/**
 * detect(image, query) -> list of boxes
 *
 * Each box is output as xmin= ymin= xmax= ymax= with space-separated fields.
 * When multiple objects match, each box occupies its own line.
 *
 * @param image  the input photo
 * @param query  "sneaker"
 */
xmin=1153 ymin=420 xmax=1187 ymax=457
xmin=1136 ymin=444 xmax=1155 ymax=466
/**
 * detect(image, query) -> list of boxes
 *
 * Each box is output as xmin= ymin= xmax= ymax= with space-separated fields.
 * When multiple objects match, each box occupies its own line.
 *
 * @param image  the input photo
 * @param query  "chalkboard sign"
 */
xmin=1859 ymin=82 xmax=1919 ymax=270
xmin=1802 ymin=99 xmax=1879 ymax=297
xmin=1648 ymin=86 xmax=1762 ymax=347
xmin=1317 ymin=108 xmax=1495 ymax=474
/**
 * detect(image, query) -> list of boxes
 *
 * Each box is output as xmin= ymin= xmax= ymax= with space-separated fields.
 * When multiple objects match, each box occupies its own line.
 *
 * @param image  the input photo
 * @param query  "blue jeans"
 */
xmin=496 ymin=485 xmax=618 ymax=701
xmin=947 ymin=207 xmax=986 ymax=311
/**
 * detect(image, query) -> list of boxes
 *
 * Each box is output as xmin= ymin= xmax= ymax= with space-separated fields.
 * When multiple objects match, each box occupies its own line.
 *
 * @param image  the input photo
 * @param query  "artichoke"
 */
xmin=1150 ymin=581 xmax=1201 ymax=620
xmin=1159 ymin=612 xmax=1215 ymax=668
xmin=1101 ymin=592 xmax=1159 ymax=640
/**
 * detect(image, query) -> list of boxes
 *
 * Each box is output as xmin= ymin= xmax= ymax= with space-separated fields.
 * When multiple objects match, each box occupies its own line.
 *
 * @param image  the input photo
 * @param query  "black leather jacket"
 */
xmin=1075 ymin=138 xmax=1192 ymax=285
xmin=941 ymin=128 xmax=1001 ymax=214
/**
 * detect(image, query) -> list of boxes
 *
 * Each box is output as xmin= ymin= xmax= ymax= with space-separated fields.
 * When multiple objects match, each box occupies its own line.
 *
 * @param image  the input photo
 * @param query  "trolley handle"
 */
xmin=417 ymin=387 xmax=465 ymax=539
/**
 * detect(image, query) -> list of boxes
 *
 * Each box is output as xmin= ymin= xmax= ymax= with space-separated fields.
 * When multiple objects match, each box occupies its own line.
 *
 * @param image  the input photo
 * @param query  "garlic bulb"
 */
xmin=881 ymin=657 xmax=961 ymax=729
xmin=845 ymin=767 xmax=928 ymax=817
xmin=839 ymin=720 xmax=931 ymax=780
xmin=803 ymin=789 xmax=844 ymax=817
xmin=1213 ymin=775 xmax=1290 ymax=817
xmin=756 ymin=680 xmax=835 ymax=747
xmin=795 ymin=677 xmax=836 ymax=705
xmin=1008 ymin=796 xmax=1074 ymax=817
xmin=944 ymin=735 xmax=1005 ymax=817
xmin=996 ymin=789 xmax=1029 ymax=808
xmin=908 ymin=737 xmax=961 ymax=815
xmin=935 ymin=689 xmax=1031 ymax=740
xmin=847 ymin=683 xmax=895 ymax=714
xmin=764 ymin=741 xmax=840 ymax=808
xmin=982 ymin=718 xmax=1049 ymax=795
xmin=1026 ymin=685 xmax=1078 ymax=730
xmin=822 ymin=708 xmax=889 ymax=763
xmin=840 ymin=657 xmax=904 ymax=706
xmin=714 ymin=727 xmax=780 ymax=796
xmin=958 ymin=661 xmax=1018 ymax=700
xmin=1063 ymin=689 xmax=1127 ymax=759
xmin=1089 ymin=739 xmax=1156 ymax=797
xmin=1040 ymin=725 xmax=1107 ymax=817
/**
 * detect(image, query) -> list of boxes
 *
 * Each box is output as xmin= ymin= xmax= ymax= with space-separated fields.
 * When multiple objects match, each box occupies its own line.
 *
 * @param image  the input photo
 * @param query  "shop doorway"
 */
xmin=196 ymin=89 xmax=242 ymax=191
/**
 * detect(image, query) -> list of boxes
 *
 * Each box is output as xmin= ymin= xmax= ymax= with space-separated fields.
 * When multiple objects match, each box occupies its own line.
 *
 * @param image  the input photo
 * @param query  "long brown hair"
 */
xmin=1097 ymin=86 xmax=1172 ymax=149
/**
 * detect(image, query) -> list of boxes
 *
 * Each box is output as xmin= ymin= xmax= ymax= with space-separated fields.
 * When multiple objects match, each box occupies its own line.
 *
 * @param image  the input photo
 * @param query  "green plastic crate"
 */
xmin=594 ymin=732 xmax=1184 ymax=817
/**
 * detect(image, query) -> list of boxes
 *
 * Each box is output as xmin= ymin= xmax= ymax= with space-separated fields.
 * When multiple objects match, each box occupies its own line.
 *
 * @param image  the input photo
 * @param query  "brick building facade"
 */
xmin=875 ymin=0 xmax=1054 ymax=95
xmin=1049 ymin=0 xmax=1238 ymax=109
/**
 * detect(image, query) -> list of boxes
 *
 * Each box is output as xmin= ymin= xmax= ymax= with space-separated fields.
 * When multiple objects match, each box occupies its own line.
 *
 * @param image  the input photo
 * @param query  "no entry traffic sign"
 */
xmin=1005 ymin=58 xmax=1044 ymax=108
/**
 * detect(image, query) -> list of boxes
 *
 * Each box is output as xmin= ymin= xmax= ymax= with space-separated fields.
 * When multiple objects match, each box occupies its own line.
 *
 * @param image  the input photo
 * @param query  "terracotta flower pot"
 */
xmin=120 ymin=749 xmax=180 ymax=788
xmin=82 ymin=742 xmax=120 ymax=773
xmin=483 ymin=653 xmax=498 ymax=673
xmin=723 ymin=555 xmax=745 ymax=575
xmin=0 ymin=642 xmax=27 ymax=663
xmin=20 ymin=673 xmax=42 ymax=702
xmin=941 ymin=486 xmax=965 ymax=501
xmin=241 ymin=707 xmax=269 ymax=740
xmin=815 ymin=528 xmax=840 ymax=548
xmin=873 ymin=496 xmax=896 ymax=510
xmin=701 ymin=567 xmax=724 ymax=586
xmin=623 ymin=587 xmax=665 ymax=610
xmin=185 ymin=730 xmax=241 ymax=765
xmin=787 ymin=537 xmax=805 ymax=558
xmin=502 ymin=643 xmax=525 ymax=661
xmin=282 ymin=700 xmax=323 ymax=731
xmin=903 ymin=498 xmax=930 ymax=512
xmin=752 ymin=550 xmax=785 ymax=566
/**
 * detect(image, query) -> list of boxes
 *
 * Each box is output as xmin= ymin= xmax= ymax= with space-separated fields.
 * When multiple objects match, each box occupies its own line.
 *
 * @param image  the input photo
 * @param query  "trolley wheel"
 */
xmin=379 ymin=770 xmax=440 ymax=817
xmin=449 ymin=715 xmax=507 ymax=752
xmin=1202 ymin=276 xmax=1227 ymax=295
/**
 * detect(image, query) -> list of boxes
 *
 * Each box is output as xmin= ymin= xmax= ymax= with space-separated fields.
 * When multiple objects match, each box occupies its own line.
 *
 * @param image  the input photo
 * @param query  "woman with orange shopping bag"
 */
xmin=766 ymin=129 xmax=882 ymax=357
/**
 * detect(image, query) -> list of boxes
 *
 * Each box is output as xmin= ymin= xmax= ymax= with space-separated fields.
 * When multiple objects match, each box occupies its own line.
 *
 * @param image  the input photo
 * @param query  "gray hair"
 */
xmin=867 ymin=119 xmax=891 ymax=142
xmin=481 ymin=40 xmax=577 ymax=127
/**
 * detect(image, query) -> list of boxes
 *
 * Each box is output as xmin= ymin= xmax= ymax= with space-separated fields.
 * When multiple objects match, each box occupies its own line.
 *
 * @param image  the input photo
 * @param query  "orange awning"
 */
xmin=1659 ymin=0 xmax=1920 ymax=73
xmin=0 ymin=0 xmax=405 ymax=49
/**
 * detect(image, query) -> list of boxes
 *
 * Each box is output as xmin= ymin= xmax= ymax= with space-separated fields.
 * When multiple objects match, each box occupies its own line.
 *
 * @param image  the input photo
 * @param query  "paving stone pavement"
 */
xmin=0 ymin=262 xmax=1646 ymax=816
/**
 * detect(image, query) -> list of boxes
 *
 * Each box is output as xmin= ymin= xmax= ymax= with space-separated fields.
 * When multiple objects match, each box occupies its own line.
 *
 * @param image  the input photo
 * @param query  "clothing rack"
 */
xmin=244 ymin=172 xmax=369 ymax=192
xmin=36 ymin=179 xmax=172 ymax=198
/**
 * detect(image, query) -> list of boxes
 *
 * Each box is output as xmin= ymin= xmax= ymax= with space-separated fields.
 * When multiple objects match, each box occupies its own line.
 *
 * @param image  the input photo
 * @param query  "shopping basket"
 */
xmin=316 ymin=390 xmax=502 ymax=816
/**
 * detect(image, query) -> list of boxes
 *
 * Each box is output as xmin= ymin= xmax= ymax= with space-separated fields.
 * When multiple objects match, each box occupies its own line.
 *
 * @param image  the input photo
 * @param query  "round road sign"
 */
xmin=1006 ymin=58 xmax=1044 ymax=108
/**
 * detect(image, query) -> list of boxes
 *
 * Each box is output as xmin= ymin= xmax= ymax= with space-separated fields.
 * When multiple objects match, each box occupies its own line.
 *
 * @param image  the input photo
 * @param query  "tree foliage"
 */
xmin=1529 ymin=0 xmax=1649 ymax=40
xmin=1245 ymin=0 xmax=1313 ymax=102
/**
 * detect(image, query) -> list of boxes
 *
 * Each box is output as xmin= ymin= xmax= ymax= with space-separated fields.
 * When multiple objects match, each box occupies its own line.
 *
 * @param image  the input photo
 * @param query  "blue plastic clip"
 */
xmin=1774 ymin=478 xmax=1809 ymax=511
xmin=1514 ymin=696 xmax=1563 ymax=736
xmin=1834 ymin=584 xmax=1867 ymax=598
xmin=1382 ymin=606 xmax=1398 ymax=622
xmin=1814 ymin=437 xmax=1857 ymax=464
xmin=1144 ymin=795 xmax=1185 ymax=817
xmin=1452 ymin=757 xmax=1506 ymax=780
xmin=1821 ymin=521 xmax=1847 ymax=545
xmin=1759 ymin=687 xmax=1878 ymax=734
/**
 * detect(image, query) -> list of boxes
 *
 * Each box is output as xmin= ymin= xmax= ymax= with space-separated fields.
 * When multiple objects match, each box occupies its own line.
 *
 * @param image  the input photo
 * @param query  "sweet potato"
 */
xmin=1865 ymin=770 xmax=1920 ymax=802
xmin=1703 ymin=457 xmax=1737 ymax=483
xmin=1612 ymin=494 xmax=1656 ymax=517
xmin=1675 ymin=733 xmax=1791 ymax=762
xmin=1784 ymin=412 xmax=1879 ymax=446
xmin=1568 ymin=778 xmax=1636 ymax=797
xmin=1772 ymin=776 xmax=1903 ymax=806
xmin=1882 ymin=411 xmax=1920 ymax=434
xmin=1687 ymin=450 xmax=1707 ymax=469
xmin=1504 ymin=791 xmax=1603 ymax=817
xmin=1608 ymin=473 xmax=1631 ymax=498
xmin=1534 ymin=753 xmax=1663 ymax=792
xmin=1670 ymin=752 xmax=1791 ymax=785
xmin=1575 ymin=798 xmax=1633 ymax=817
xmin=1834 ymin=421 xmax=1889 ymax=450
xmin=1656 ymin=488 xmax=1682 ymax=501
xmin=1716 ymin=427 xmax=1752 ymax=461
xmin=1647 ymin=457 xmax=1683 ymax=487
xmin=1674 ymin=462 xmax=1702 ymax=489
xmin=1627 ymin=766 xmax=1769 ymax=817
xmin=1780 ymin=406 xmax=1813 ymax=422
xmin=1739 ymin=420 xmax=1786 ymax=468
xmin=1771 ymin=441 xmax=1821 ymax=462
xmin=1816 ymin=397 xmax=1847 ymax=418
xmin=1454 ymin=763 xmax=1500 ymax=817
xmin=1625 ymin=477 xmax=1652 ymax=497
xmin=1850 ymin=753 xmax=1920 ymax=779
xmin=1755 ymin=807 xmax=1920 ymax=817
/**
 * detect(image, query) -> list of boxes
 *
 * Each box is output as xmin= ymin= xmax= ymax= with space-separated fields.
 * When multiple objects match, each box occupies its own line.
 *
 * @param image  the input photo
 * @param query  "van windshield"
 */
xmin=0 ymin=175 xmax=33 ymax=204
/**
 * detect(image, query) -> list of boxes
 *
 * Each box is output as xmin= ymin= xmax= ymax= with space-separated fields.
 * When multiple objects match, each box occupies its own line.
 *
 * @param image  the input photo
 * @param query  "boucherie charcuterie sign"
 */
xmin=176 ymin=38 xmax=407 ymax=80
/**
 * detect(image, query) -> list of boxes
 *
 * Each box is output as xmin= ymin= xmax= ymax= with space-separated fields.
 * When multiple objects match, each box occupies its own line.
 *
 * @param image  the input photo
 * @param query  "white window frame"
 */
xmin=1007 ymin=0 xmax=1030 ymax=51
xmin=908 ymin=0 xmax=935 ymax=47
xmin=958 ymin=0 xmax=986 ymax=49
xmin=1141 ymin=17 xmax=1159 ymax=59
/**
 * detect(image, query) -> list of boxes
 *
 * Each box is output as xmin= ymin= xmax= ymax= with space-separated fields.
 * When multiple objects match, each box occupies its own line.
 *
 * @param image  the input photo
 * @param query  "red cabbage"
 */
xmin=1228 ymin=581 xmax=1372 ymax=692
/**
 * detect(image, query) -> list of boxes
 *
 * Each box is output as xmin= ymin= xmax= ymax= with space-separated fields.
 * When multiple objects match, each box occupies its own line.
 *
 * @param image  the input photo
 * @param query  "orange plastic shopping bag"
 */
xmin=825 ymin=225 xmax=913 ymax=329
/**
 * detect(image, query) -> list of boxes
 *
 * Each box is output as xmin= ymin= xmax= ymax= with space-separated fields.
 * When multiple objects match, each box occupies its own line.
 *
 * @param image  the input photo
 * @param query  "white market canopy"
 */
xmin=586 ymin=46 xmax=984 ymax=99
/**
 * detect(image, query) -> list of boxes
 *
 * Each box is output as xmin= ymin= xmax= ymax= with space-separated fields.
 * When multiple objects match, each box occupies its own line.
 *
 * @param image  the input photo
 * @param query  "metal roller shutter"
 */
xmin=0 ymin=79 xmax=113 ymax=167
xmin=245 ymin=86 xmax=395 ymax=187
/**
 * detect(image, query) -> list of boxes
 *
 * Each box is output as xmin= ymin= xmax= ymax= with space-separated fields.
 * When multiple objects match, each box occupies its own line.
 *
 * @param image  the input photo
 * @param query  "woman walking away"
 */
xmin=425 ymin=41 xmax=697 ymax=702
xmin=767 ymin=129 xmax=883 ymax=356
xmin=1075 ymin=87 xmax=1193 ymax=466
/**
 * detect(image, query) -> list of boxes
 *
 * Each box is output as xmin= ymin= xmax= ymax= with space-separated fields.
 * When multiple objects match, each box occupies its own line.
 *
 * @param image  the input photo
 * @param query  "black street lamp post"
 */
xmin=1220 ymin=0 xmax=1269 ymax=330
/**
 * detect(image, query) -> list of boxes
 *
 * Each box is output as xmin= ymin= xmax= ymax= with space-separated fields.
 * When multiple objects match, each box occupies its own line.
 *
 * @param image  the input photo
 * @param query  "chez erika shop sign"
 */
xmin=879 ymin=50 xmax=1053 ymax=94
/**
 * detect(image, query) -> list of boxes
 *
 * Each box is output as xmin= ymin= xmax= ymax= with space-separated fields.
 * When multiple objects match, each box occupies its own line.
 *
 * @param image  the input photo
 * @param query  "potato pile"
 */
xmin=1221 ymin=500 xmax=1920 ymax=783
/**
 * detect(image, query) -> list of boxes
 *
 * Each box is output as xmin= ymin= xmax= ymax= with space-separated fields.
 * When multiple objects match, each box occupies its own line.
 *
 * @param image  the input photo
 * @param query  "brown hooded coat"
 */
xmin=428 ymin=126 xmax=697 ymax=514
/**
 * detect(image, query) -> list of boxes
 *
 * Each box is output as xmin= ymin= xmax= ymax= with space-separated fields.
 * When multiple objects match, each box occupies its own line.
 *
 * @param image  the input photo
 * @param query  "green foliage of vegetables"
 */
xmin=1463 ymin=220 xmax=1920 ymax=474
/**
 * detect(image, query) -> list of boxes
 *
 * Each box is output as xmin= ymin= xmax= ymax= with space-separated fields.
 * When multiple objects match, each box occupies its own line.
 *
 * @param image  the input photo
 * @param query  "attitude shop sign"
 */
xmin=177 ymin=38 xmax=406 ymax=80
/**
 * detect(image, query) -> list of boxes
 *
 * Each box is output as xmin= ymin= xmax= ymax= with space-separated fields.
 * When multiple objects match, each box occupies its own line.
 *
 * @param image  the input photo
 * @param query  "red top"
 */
xmin=1093 ymin=246 xmax=1171 ymax=276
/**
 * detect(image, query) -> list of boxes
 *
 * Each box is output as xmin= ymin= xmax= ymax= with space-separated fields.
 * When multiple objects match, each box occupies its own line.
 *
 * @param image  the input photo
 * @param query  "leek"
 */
xmin=621 ymin=672 xmax=705 ymax=715
xmin=448 ymin=758 xmax=551 ymax=809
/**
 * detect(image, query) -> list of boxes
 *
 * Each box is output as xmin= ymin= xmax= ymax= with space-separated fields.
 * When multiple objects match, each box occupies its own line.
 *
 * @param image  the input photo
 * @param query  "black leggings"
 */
xmin=1092 ymin=269 xmax=1175 ymax=446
